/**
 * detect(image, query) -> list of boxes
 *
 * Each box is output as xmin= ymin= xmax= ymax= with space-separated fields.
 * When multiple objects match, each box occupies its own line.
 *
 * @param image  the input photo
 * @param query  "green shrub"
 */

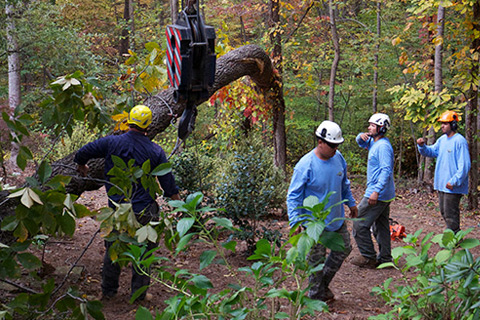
xmin=370 ymin=229 xmax=480 ymax=320
xmin=215 ymin=137 xmax=287 ymax=252
xmin=171 ymin=149 xmax=214 ymax=194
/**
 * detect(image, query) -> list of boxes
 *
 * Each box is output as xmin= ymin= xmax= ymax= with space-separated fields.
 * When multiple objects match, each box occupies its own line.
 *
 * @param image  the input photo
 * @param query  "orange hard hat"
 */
xmin=438 ymin=110 xmax=459 ymax=122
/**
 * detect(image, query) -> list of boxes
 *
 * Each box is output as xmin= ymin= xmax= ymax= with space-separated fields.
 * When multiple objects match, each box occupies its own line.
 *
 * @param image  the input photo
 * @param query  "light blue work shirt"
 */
xmin=417 ymin=133 xmax=470 ymax=194
xmin=356 ymin=134 xmax=395 ymax=201
xmin=287 ymin=149 xmax=356 ymax=232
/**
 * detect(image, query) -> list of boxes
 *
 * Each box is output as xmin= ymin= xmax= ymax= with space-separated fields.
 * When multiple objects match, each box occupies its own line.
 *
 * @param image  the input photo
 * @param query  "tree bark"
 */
xmin=268 ymin=0 xmax=287 ymax=173
xmin=119 ymin=0 xmax=133 ymax=56
xmin=467 ymin=1 xmax=480 ymax=209
xmin=372 ymin=0 xmax=380 ymax=113
xmin=328 ymin=0 xmax=340 ymax=121
xmin=424 ymin=6 xmax=445 ymax=182
xmin=6 ymin=0 xmax=21 ymax=167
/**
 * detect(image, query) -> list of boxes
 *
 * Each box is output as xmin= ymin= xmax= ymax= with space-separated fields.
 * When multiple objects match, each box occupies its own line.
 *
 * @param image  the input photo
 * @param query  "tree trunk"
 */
xmin=268 ymin=0 xmax=287 ymax=174
xmin=467 ymin=1 xmax=479 ymax=209
xmin=372 ymin=0 xmax=381 ymax=113
xmin=6 ymin=0 xmax=21 ymax=168
xmin=424 ymin=6 xmax=445 ymax=182
xmin=328 ymin=0 xmax=340 ymax=121
xmin=119 ymin=0 xmax=133 ymax=56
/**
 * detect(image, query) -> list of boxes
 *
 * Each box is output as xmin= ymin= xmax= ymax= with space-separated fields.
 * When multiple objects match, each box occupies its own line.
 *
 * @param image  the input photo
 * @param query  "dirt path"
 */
xmin=3 ymin=183 xmax=480 ymax=319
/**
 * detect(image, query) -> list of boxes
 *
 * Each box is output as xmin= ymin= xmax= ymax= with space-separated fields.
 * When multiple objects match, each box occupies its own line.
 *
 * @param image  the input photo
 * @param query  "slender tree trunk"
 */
xmin=6 ymin=1 xmax=21 ymax=168
xmin=268 ymin=0 xmax=287 ymax=174
xmin=328 ymin=0 xmax=340 ymax=121
xmin=372 ymin=0 xmax=381 ymax=113
xmin=424 ymin=6 xmax=445 ymax=182
xmin=467 ymin=1 xmax=480 ymax=209
xmin=119 ymin=0 xmax=133 ymax=56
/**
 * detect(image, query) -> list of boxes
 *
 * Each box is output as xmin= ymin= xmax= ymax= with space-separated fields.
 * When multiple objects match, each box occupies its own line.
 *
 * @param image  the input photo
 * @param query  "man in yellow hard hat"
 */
xmin=417 ymin=110 xmax=470 ymax=233
xmin=74 ymin=105 xmax=180 ymax=301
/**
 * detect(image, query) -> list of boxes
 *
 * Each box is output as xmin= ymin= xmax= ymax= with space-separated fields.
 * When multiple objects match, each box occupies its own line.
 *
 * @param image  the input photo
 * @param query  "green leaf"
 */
xmin=306 ymin=222 xmax=324 ymax=242
xmin=111 ymin=155 xmax=127 ymax=169
xmin=222 ymin=240 xmax=237 ymax=253
xmin=37 ymin=161 xmax=52 ymax=184
xmin=177 ymin=218 xmax=195 ymax=237
xmin=318 ymin=231 xmax=345 ymax=251
xmin=274 ymin=312 xmax=290 ymax=319
xmin=58 ymin=212 xmax=76 ymax=236
xmin=434 ymin=249 xmax=451 ymax=263
xmin=135 ymin=306 xmax=153 ymax=320
xmin=199 ymin=250 xmax=217 ymax=270
xmin=460 ymin=238 xmax=480 ymax=249
xmin=211 ymin=217 xmax=234 ymax=230
xmin=151 ymin=162 xmax=172 ymax=176
xmin=190 ymin=274 xmax=213 ymax=289
xmin=86 ymin=300 xmax=105 ymax=320
xmin=303 ymin=195 xmax=320 ymax=208
xmin=16 ymin=252 xmax=42 ymax=270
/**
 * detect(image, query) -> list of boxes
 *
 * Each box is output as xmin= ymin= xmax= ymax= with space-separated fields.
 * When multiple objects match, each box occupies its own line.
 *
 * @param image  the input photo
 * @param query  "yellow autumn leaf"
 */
xmin=392 ymin=37 xmax=402 ymax=46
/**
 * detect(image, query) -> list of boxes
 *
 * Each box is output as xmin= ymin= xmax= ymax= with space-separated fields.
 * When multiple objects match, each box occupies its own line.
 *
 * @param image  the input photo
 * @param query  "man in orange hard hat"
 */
xmin=417 ymin=110 xmax=470 ymax=233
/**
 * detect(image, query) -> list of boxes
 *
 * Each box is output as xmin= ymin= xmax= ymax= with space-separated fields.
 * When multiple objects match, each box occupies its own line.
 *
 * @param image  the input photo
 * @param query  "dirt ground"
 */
xmin=2 ymin=179 xmax=480 ymax=320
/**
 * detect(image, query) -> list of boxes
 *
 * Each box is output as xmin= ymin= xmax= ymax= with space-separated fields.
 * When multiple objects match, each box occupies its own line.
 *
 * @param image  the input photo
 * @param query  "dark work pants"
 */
xmin=438 ymin=191 xmax=462 ymax=233
xmin=353 ymin=197 xmax=392 ymax=263
xmin=308 ymin=222 xmax=351 ymax=298
xmin=101 ymin=202 xmax=159 ymax=299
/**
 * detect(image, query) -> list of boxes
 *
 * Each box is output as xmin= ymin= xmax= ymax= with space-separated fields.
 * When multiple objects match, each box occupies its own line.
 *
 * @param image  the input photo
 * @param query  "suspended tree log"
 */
xmin=0 ymin=45 xmax=278 ymax=218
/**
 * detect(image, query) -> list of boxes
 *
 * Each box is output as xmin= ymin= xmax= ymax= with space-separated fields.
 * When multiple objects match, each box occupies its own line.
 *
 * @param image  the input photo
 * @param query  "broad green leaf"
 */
xmin=460 ymin=238 xmax=480 ymax=249
xmin=199 ymin=250 xmax=217 ymax=270
xmin=434 ymin=249 xmax=451 ymax=263
xmin=135 ymin=306 xmax=153 ymax=320
xmin=211 ymin=217 xmax=234 ymax=230
xmin=151 ymin=162 xmax=172 ymax=176
xmin=190 ymin=275 xmax=213 ymax=289
xmin=37 ymin=161 xmax=52 ymax=184
xmin=306 ymin=222 xmax=324 ymax=242
xmin=17 ymin=252 xmax=42 ymax=270
xmin=177 ymin=218 xmax=195 ymax=237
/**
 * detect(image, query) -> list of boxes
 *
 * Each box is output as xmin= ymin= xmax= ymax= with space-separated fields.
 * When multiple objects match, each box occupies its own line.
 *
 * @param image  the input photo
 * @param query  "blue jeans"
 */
xmin=353 ymin=197 xmax=392 ymax=263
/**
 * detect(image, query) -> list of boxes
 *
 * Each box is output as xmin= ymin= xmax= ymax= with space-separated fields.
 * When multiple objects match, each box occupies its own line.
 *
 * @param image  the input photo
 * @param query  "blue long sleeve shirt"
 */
xmin=286 ymin=149 xmax=356 ymax=232
xmin=417 ymin=133 xmax=470 ymax=194
xmin=74 ymin=131 xmax=179 ymax=212
xmin=356 ymin=134 xmax=395 ymax=201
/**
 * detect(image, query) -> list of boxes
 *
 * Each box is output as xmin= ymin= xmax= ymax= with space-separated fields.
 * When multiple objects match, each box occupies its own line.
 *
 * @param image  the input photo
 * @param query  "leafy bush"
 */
xmin=370 ymin=229 xmax=480 ymax=320
xmin=125 ymin=193 xmax=346 ymax=320
xmin=171 ymin=149 xmax=214 ymax=194
xmin=215 ymin=137 xmax=287 ymax=252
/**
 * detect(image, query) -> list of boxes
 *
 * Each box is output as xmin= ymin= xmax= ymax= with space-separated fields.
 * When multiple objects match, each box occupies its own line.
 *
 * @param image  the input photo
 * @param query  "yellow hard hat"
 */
xmin=127 ymin=105 xmax=152 ymax=129
xmin=438 ymin=110 xmax=459 ymax=123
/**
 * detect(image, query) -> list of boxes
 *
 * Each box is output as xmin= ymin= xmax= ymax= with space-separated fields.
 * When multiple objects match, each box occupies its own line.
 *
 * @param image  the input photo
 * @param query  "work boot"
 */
xmin=309 ymin=287 xmax=334 ymax=301
xmin=350 ymin=255 xmax=378 ymax=269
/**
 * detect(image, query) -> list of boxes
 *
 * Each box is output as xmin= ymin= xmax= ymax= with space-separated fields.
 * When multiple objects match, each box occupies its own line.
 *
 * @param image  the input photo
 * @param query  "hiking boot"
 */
xmin=101 ymin=291 xmax=117 ymax=300
xmin=350 ymin=255 xmax=378 ymax=269
xmin=309 ymin=287 xmax=335 ymax=302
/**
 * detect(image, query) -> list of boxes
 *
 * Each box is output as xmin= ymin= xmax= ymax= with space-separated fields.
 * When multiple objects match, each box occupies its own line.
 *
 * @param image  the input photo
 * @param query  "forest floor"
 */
xmin=2 ymin=176 xmax=480 ymax=320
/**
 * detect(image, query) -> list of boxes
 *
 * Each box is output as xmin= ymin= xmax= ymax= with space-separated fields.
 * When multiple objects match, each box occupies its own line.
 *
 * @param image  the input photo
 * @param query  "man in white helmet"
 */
xmin=287 ymin=120 xmax=358 ymax=301
xmin=351 ymin=113 xmax=395 ymax=269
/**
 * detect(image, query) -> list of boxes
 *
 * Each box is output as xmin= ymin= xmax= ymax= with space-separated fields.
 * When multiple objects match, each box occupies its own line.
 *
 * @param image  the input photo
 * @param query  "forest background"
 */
xmin=0 ymin=0 xmax=480 ymax=319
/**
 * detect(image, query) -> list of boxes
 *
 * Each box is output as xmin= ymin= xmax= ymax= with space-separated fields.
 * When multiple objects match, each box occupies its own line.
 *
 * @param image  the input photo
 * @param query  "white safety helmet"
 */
xmin=315 ymin=120 xmax=344 ymax=144
xmin=368 ymin=113 xmax=391 ymax=133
